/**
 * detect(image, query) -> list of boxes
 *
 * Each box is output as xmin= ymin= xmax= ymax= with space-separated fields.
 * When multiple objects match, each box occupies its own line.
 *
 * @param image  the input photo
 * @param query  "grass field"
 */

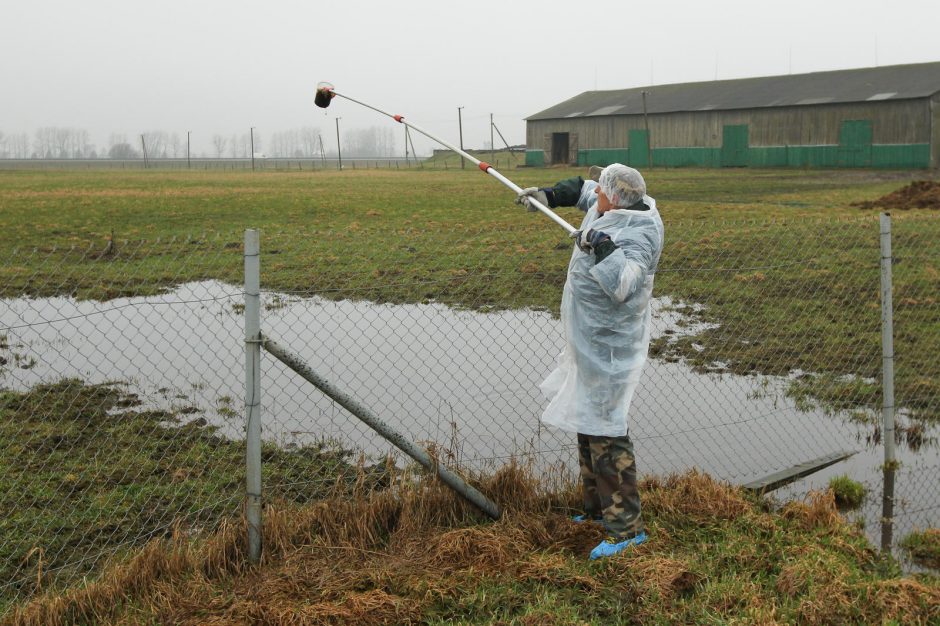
xmin=0 ymin=379 xmax=378 ymax=613
xmin=1 ymin=166 xmax=939 ymax=620
xmin=1 ymin=166 xmax=938 ymax=424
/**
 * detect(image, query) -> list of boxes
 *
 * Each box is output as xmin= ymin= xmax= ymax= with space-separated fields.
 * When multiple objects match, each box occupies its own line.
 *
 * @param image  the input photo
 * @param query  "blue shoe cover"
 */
xmin=589 ymin=531 xmax=647 ymax=560
xmin=572 ymin=514 xmax=603 ymax=523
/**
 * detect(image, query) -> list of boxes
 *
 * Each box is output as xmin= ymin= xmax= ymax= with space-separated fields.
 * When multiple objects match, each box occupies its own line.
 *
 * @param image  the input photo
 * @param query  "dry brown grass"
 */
xmin=780 ymin=489 xmax=843 ymax=531
xmin=6 ymin=467 xmax=938 ymax=626
xmin=869 ymin=578 xmax=940 ymax=624
xmin=641 ymin=468 xmax=751 ymax=521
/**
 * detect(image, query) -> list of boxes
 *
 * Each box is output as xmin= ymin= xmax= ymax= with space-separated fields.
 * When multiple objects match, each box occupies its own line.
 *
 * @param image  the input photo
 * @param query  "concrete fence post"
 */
xmin=244 ymin=229 xmax=263 ymax=562
xmin=879 ymin=212 xmax=896 ymax=553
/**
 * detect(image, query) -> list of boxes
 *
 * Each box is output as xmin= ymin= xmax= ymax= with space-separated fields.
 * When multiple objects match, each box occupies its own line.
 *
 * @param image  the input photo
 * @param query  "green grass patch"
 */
xmin=901 ymin=528 xmax=940 ymax=570
xmin=0 ymin=379 xmax=369 ymax=612
xmin=828 ymin=474 xmax=867 ymax=509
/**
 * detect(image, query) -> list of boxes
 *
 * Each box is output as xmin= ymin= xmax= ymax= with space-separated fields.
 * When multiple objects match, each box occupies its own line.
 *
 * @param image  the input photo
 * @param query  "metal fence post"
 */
xmin=879 ymin=212 xmax=896 ymax=553
xmin=244 ymin=229 xmax=263 ymax=562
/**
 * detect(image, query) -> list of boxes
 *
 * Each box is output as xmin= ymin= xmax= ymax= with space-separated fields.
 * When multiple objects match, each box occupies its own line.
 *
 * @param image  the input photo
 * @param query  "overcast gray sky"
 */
xmin=3 ymin=0 xmax=939 ymax=156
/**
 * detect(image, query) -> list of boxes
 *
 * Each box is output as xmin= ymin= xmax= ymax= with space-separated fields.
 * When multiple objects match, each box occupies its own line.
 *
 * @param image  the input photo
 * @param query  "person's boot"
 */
xmin=589 ymin=531 xmax=648 ymax=560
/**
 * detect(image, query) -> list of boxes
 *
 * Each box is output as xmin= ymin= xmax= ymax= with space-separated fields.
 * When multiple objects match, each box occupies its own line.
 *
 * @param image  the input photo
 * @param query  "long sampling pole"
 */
xmin=315 ymin=84 xmax=577 ymax=236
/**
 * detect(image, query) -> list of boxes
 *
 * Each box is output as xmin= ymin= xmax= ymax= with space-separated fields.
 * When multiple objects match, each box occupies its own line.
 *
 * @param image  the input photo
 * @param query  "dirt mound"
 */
xmin=853 ymin=180 xmax=940 ymax=210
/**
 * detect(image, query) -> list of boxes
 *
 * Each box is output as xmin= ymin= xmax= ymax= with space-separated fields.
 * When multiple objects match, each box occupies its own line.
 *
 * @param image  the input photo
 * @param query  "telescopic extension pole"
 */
xmin=314 ymin=83 xmax=577 ymax=236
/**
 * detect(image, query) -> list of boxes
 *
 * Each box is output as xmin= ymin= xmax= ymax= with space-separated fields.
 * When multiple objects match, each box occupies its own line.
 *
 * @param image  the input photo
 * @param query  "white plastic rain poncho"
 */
xmin=540 ymin=165 xmax=664 ymax=437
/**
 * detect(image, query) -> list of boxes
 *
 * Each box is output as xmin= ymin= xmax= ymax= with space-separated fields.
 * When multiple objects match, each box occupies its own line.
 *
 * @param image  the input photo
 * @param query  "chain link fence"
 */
xmin=1 ymin=214 xmax=938 ymax=611
xmin=0 ymin=154 xmax=523 ymax=172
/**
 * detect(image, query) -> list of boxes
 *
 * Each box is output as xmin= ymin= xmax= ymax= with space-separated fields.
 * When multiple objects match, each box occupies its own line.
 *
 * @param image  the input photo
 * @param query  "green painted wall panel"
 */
xmin=544 ymin=142 xmax=927 ymax=170
xmin=525 ymin=150 xmax=545 ymax=167
xmin=748 ymin=147 xmax=788 ymax=167
xmin=871 ymin=144 xmax=931 ymax=168
xmin=652 ymin=147 xmax=721 ymax=167
xmin=628 ymin=129 xmax=650 ymax=167
xmin=576 ymin=149 xmax=630 ymax=166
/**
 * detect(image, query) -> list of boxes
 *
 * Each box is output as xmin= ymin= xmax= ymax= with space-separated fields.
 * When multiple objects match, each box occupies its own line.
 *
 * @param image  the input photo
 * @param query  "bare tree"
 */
xmin=169 ymin=133 xmax=182 ymax=158
xmin=107 ymin=133 xmax=138 ymax=159
xmin=33 ymin=128 xmax=54 ymax=158
xmin=108 ymin=133 xmax=127 ymax=154
xmin=142 ymin=131 xmax=167 ymax=158
xmin=229 ymin=134 xmax=239 ymax=158
xmin=270 ymin=130 xmax=300 ymax=157
xmin=109 ymin=142 xmax=139 ymax=159
xmin=211 ymin=134 xmax=227 ymax=158
xmin=10 ymin=133 xmax=29 ymax=158
xmin=375 ymin=127 xmax=395 ymax=157
xmin=343 ymin=126 xmax=396 ymax=157
xmin=74 ymin=129 xmax=93 ymax=157
xmin=0 ymin=131 xmax=6 ymax=158
xmin=300 ymin=127 xmax=320 ymax=157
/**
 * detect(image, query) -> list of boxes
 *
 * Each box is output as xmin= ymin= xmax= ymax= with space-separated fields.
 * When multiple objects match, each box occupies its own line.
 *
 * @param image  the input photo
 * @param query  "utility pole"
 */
xmin=404 ymin=125 xmax=409 ymax=163
xmin=407 ymin=128 xmax=420 ymax=168
xmin=490 ymin=113 xmax=495 ymax=165
xmin=457 ymin=106 xmax=465 ymax=169
xmin=250 ymin=127 xmax=256 ymax=171
xmin=187 ymin=131 xmax=191 ymax=169
xmin=335 ymin=117 xmax=342 ymax=170
xmin=140 ymin=134 xmax=149 ymax=169
xmin=492 ymin=122 xmax=517 ymax=163
xmin=641 ymin=91 xmax=653 ymax=168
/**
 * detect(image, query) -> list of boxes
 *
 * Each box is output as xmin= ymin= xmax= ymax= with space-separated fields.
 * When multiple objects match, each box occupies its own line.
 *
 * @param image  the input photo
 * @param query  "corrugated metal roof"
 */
xmin=526 ymin=61 xmax=940 ymax=120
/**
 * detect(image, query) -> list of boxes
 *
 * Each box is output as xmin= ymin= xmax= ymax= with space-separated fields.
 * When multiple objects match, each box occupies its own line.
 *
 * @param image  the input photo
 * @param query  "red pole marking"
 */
xmin=478 ymin=161 xmax=490 ymax=172
xmin=394 ymin=115 xmax=404 ymax=123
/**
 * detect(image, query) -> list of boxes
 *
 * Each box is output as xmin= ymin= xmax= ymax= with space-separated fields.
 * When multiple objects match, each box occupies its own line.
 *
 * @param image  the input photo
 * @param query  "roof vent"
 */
xmin=796 ymin=97 xmax=835 ymax=105
xmin=587 ymin=105 xmax=626 ymax=116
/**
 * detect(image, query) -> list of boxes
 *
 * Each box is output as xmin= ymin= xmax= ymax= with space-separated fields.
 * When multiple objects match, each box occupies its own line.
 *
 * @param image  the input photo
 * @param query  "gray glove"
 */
xmin=515 ymin=187 xmax=548 ymax=212
xmin=571 ymin=228 xmax=610 ymax=253
xmin=571 ymin=228 xmax=619 ymax=263
xmin=588 ymin=165 xmax=603 ymax=182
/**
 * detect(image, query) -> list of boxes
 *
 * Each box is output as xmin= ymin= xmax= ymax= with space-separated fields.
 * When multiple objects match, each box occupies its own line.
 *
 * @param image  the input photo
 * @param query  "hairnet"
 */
xmin=599 ymin=164 xmax=646 ymax=208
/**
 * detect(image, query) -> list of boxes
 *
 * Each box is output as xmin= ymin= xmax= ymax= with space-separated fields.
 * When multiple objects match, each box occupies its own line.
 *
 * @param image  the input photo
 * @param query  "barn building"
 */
xmin=525 ymin=61 xmax=940 ymax=169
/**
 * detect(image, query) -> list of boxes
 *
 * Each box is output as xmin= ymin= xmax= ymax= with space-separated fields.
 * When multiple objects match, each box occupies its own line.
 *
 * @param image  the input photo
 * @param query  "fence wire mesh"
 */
xmin=1 ymin=214 xmax=938 ymax=610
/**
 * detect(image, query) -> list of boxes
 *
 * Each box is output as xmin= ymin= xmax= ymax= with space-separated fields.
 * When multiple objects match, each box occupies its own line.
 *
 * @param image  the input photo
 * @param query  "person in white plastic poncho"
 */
xmin=517 ymin=164 xmax=664 ymax=560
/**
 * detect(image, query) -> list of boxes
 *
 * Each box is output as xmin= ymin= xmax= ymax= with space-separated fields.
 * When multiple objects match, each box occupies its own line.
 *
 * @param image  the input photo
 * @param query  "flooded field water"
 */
xmin=1 ymin=281 xmax=937 ymax=566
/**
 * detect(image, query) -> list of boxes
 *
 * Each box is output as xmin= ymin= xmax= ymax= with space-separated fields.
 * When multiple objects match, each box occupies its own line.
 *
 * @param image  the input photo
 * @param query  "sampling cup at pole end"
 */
xmin=315 ymin=81 xmax=335 ymax=108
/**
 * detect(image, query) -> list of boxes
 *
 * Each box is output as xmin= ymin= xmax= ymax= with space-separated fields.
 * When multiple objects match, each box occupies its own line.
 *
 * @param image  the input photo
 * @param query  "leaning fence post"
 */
xmin=261 ymin=336 xmax=502 ymax=520
xmin=879 ymin=212 xmax=896 ymax=553
xmin=244 ymin=229 xmax=263 ymax=562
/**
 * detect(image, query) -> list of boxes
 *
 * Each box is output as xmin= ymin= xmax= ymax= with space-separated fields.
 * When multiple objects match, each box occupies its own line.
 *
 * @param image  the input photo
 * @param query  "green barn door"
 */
xmin=628 ymin=129 xmax=649 ymax=167
xmin=721 ymin=125 xmax=749 ymax=167
xmin=838 ymin=120 xmax=872 ymax=167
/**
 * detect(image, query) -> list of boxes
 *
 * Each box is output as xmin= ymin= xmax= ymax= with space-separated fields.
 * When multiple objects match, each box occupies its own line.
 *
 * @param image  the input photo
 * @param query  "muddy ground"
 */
xmin=853 ymin=180 xmax=940 ymax=210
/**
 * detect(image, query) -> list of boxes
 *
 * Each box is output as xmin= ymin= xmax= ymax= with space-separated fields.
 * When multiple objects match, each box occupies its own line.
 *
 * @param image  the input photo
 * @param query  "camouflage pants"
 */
xmin=577 ymin=432 xmax=644 ymax=540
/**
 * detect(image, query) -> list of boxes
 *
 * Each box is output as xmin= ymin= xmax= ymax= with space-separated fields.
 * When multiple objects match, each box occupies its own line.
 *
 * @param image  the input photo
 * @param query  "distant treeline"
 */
xmin=0 ymin=126 xmax=408 ymax=160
